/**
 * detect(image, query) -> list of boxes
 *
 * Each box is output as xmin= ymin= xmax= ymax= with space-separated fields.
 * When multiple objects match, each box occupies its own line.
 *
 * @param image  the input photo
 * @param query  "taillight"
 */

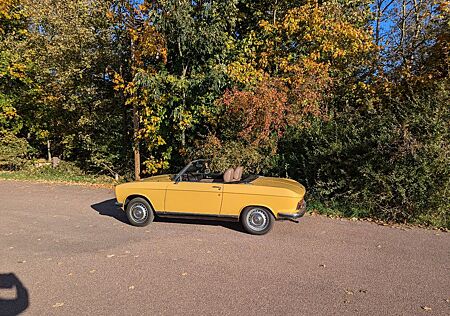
xmin=297 ymin=199 xmax=305 ymax=210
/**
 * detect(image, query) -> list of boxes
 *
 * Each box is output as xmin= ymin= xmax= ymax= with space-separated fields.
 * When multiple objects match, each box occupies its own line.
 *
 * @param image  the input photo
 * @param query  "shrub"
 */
xmin=0 ymin=132 xmax=30 ymax=170
xmin=280 ymin=83 xmax=449 ymax=228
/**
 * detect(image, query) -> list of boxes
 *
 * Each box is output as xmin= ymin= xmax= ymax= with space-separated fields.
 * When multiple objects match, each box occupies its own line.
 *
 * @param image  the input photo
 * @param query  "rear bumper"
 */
xmin=278 ymin=201 xmax=307 ymax=220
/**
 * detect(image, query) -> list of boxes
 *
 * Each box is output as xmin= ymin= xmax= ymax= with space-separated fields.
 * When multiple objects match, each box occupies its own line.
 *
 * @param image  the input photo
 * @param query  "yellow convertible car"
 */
xmin=115 ymin=159 xmax=306 ymax=235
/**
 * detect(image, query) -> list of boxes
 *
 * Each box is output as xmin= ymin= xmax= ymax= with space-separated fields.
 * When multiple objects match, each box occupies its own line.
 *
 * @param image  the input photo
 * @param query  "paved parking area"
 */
xmin=1 ymin=180 xmax=449 ymax=315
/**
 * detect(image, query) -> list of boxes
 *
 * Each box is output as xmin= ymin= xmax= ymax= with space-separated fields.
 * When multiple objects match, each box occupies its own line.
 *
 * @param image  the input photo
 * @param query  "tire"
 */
xmin=241 ymin=206 xmax=274 ymax=235
xmin=126 ymin=197 xmax=154 ymax=227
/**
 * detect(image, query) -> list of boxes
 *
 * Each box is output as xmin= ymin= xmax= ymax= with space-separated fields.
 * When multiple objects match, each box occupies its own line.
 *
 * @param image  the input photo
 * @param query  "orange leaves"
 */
xmin=287 ymin=58 xmax=331 ymax=117
xmin=221 ymin=80 xmax=289 ymax=146
xmin=131 ymin=22 xmax=167 ymax=67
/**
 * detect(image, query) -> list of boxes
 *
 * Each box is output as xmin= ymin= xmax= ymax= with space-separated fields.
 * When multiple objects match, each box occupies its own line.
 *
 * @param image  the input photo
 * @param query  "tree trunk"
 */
xmin=133 ymin=105 xmax=141 ymax=180
xmin=47 ymin=140 xmax=52 ymax=162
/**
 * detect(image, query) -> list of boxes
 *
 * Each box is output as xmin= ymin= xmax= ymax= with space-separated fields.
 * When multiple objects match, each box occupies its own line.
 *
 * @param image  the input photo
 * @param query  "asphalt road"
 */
xmin=0 ymin=180 xmax=449 ymax=316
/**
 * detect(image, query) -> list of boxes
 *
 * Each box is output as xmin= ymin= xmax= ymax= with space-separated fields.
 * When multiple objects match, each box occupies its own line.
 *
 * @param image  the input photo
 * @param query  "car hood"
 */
xmin=141 ymin=174 xmax=174 ymax=182
xmin=251 ymin=177 xmax=306 ymax=197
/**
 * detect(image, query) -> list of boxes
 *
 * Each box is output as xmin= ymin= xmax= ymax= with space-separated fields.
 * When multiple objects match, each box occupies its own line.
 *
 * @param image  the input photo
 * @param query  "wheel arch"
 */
xmin=125 ymin=194 xmax=154 ymax=211
xmin=239 ymin=205 xmax=276 ymax=221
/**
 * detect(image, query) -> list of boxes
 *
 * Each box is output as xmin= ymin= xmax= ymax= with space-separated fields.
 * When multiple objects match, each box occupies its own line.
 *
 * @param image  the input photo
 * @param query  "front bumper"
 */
xmin=115 ymin=201 xmax=123 ymax=208
xmin=278 ymin=200 xmax=307 ymax=220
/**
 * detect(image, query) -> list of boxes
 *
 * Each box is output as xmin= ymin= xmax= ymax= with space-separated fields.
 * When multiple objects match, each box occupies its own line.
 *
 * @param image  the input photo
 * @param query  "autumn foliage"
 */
xmin=0 ymin=0 xmax=448 ymax=227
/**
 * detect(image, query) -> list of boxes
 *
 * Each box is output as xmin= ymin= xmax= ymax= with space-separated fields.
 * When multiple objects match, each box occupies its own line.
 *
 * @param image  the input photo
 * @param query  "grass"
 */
xmin=307 ymin=199 xmax=449 ymax=230
xmin=0 ymin=163 xmax=117 ymax=187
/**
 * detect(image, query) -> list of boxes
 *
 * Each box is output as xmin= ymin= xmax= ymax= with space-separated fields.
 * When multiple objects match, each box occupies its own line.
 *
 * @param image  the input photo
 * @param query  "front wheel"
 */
xmin=126 ymin=197 xmax=154 ymax=227
xmin=241 ymin=207 xmax=274 ymax=235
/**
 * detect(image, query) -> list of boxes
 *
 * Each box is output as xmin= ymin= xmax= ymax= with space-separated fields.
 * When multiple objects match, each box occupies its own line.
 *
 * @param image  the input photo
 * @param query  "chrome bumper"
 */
xmin=278 ymin=201 xmax=307 ymax=220
xmin=114 ymin=201 xmax=123 ymax=208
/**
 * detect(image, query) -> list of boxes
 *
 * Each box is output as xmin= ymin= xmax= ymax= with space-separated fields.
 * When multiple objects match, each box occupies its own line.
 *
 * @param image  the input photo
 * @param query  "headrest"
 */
xmin=223 ymin=168 xmax=234 ymax=183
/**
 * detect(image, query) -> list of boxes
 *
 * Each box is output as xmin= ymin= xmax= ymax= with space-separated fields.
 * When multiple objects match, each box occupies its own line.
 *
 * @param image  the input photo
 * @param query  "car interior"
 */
xmin=178 ymin=161 xmax=257 ymax=184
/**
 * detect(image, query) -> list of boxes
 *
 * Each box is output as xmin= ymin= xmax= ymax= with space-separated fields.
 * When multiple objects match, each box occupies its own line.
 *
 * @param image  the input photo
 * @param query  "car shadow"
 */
xmin=91 ymin=199 xmax=128 ymax=224
xmin=90 ymin=198 xmax=245 ymax=233
xmin=154 ymin=217 xmax=245 ymax=233
xmin=0 ymin=273 xmax=29 ymax=316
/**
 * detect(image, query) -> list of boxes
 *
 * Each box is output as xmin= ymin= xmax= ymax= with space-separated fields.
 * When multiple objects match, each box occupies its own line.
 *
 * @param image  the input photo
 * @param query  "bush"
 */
xmin=280 ymin=83 xmax=449 ymax=228
xmin=0 ymin=132 xmax=31 ymax=170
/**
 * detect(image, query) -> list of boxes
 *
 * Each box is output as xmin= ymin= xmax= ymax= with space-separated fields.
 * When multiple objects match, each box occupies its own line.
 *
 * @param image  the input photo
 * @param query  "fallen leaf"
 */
xmin=421 ymin=306 xmax=432 ymax=311
xmin=124 ymin=251 xmax=130 ymax=254
xmin=17 ymin=260 xmax=26 ymax=263
xmin=89 ymin=270 xmax=96 ymax=274
xmin=128 ymin=285 xmax=135 ymax=290
xmin=319 ymin=264 xmax=326 ymax=268
xmin=67 ymin=273 xmax=73 ymax=276
xmin=359 ymin=289 xmax=368 ymax=294
xmin=376 ymin=245 xmax=381 ymax=248
xmin=52 ymin=302 xmax=64 ymax=308
xmin=106 ymin=254 xmax=115 ymax=258
xmin=345 ymin=289 xmax=354 ymax=295
xmin=181 ymin=272 xmax=188 ymax=276
xmin=8 ymin=246 xmax=14 ymax=249
xmin=445 ymin=298 xmax=450 ymax=303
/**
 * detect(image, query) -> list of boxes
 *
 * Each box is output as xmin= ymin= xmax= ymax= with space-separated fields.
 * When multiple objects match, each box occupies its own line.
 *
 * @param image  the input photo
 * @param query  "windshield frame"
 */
xmin=173 ymin=159 xmax=209 ymax=183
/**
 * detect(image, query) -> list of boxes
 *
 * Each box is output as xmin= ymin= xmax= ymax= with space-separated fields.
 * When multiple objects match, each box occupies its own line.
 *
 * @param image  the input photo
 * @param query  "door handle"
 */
xmin=212 ymin=186 xmax=222 ymax=190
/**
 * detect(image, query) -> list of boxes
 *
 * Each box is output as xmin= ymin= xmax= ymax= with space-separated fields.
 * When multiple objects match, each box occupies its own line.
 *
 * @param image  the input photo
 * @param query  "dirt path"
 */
xmin=0 ymin=180 xmax=449 ymax=315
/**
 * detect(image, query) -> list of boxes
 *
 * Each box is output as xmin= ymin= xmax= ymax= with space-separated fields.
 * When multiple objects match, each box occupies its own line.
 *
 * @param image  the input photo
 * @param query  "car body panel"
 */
xmin=115 ymin=180 xmax=167 ymax=211
xmin=220 ymin=177 xmax=305 ymax=217
xmin=115 ymin=174 xmax=306 ymax=219
xmin=165 ymin=182 xmax=223 ymax=214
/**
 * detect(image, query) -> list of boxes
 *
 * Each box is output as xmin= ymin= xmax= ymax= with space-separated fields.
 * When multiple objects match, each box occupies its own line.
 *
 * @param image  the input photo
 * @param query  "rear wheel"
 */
xmin=126 ymin=197 xmax=154 ymax=227
xmin=241 ymin=207 xmax=274 ymax=235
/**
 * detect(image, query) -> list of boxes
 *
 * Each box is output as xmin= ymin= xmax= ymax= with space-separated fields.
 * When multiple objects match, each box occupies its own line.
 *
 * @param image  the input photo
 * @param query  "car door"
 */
xmin=164 ymin=181 xmax=224 ymax=215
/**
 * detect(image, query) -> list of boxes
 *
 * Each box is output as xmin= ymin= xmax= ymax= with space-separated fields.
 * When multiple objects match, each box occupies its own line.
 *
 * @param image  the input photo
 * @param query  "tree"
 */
xmin=111 ymin=0 xmax=238 ymax=175
xmin=0 ymin=0 xmax=31 ymax=136
xmin=109 ymin=0 xmax=167 ymax=179
xmin=19 ymin=0 xmax=129 ymax=174
xmin=201 ymin=0 xmax=376 ymax=171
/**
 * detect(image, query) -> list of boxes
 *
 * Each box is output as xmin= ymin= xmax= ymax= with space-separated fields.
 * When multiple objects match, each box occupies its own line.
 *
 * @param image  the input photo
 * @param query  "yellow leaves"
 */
xmin=5 ymin=62 xmax=26 ymax=79
xmin=3 ymin=106 xmax=17 ymax=119
xmin=270 ymin=2 xmax=376 ymax=69
xmin=143 ymin=157 xmax=169 ymax=175
xmin=112 ymin=73 xmax=125 ymax=91
xmin=138 ymin=4 xmax=148 ymax=12
xmin=227 ymin=60 xmax=266 ymax=86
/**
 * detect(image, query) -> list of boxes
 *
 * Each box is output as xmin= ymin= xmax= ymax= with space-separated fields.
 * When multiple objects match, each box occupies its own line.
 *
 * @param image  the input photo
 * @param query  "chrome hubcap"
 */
xmin=247 ymin=208 xmax=269 ymax=231
xmin=131 ymin=203 xmax=148 ymax=223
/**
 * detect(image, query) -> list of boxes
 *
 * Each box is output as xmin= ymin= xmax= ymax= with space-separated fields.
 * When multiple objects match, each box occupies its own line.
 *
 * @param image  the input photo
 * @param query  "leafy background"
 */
xmin=0 ymin=0 xmax=448 ymax=228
